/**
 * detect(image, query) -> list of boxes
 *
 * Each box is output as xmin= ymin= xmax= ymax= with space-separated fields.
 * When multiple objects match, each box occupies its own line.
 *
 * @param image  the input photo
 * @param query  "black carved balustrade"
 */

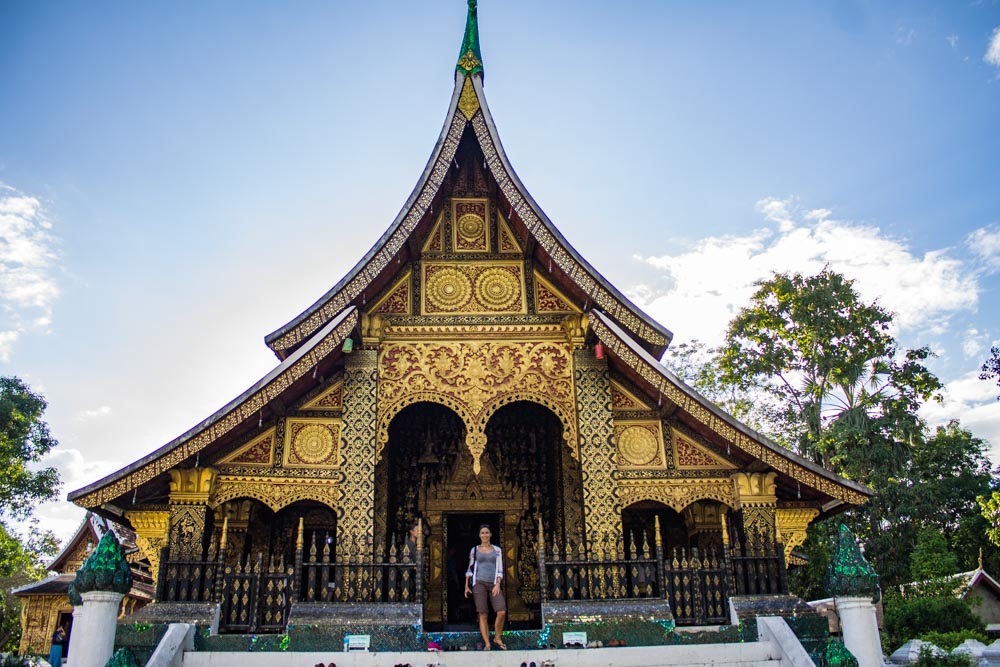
xmin=158 ymin=518 xmax=424 ymax=633
xmin=535 ymin=516 xmax=786 ymax=627
xmin=295 ymin=533 xmax=421 ymax=604
xmin=157 ymin=553 xmax=221 ymax=604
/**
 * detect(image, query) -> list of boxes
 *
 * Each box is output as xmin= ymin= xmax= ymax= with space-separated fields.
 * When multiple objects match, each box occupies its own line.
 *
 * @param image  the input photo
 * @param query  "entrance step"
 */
xmin=181 ymin=641 xmax=789 ymax=667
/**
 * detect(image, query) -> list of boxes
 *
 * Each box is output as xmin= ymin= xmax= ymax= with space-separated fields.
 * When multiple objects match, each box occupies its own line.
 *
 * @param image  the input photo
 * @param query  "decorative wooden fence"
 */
xmin=158 ymin=521 xmax=423 ymax=633
xmin=157 ymin=516 xmax=784 ymax=632
xmin=536 ymin=516 xmax=784 ymax=626
xmin=296 ymin=534 xmax=420 ymax=604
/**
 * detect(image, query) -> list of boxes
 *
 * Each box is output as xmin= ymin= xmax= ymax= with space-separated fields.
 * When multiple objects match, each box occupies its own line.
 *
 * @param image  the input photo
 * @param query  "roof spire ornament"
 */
xmin=456 ymin=0 xmax=484 ymax=78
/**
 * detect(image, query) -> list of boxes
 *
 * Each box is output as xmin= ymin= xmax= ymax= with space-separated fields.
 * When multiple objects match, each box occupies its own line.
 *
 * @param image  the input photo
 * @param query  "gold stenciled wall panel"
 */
xmin=218 ymin=428 xmax=275 ymax=466
xmin=370 ymin=271 xmax=411 ymax=316
xmin=451 ymin=198 xmax=490 ymax=252
xmin=497 ymin=210 xmax=522 ymax=254
xmin=301 ymin=377 xmax=344 ymax=411
xmin=377 ymin=341 xmax=577 ymax=473
xmin=610 ymin=380 xmax=652 ymax=411
xmin=614 ymin=420 xmax=666 ymax=469
xmin=283 ymin=418 xmax=341 ymax=468
xmin=533 ymin=271 xmax=579 ymax=315
xmin=671 ymin=428 xmax=736 ymax=470
xmin=422 ymin=261 xmax=526 ymax=315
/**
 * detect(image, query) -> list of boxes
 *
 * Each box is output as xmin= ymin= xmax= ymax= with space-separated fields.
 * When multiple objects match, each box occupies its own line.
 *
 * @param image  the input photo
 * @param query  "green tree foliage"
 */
xmin=718 ymin=269 xmax=940 ymax=486
xmin=978 ymin=491 xmax=1000 ymax=548
xmin=881 ymin=594 xmax=984 ymax=655
xmin=909 ymin=528 xmax=958 ymax=586
xmin=710 ymin=270 xmax=998 ymax=602
xmin=866 ymin=422 xmax=996 ymax=586
xmin=0 ymin=376 xmax=61 ymax=520
xmin=0 ymin=521 xmax=59 ymax=652
xmin=661 ymin=340 xmax=783 ymax=441
xmin=0 ymin=377 xmax=63 ymax=652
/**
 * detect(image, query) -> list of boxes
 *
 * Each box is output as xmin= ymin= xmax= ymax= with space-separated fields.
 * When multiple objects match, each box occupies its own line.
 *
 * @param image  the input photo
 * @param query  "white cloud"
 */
xmin=921 ymin=371 xmax=1000 ymax=459
xmin=7 ymin=447 xmax=126 ymax=545
xmin=986 ymin=26 xmax=1000 ymax=69
xmin=947 ymin=34 xmax=959 ymax=49
xmin=963 ymin=328 xmax=990 ymax=358
xmin=630 ymin=197 xmax=978 ymax=347
xmin=76 ymin=405 xmax=112 ymax=421
xmin=0 ymin=183 xmax=60 ymax=360
xmin=0 ymin=330 xmax=18 ymax=362
xmin=966 ymin=225 xmax=1000 ymax=272
xmin=757 ymin=197 xmax=796 ymax=232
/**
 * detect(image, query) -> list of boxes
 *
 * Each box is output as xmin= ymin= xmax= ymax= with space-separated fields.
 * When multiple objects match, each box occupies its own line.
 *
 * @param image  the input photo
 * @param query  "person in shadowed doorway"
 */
xmin=464 ymin=524 xmax=507 ymax=650
xmin=49 ymin=621 xmax=68 ymax=666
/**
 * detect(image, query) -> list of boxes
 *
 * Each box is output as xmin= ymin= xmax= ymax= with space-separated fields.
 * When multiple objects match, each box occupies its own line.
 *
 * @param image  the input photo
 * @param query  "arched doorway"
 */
xmin=376 ymin=400 xmax=572 ymax=630
xmin=622 ymin=501 xmax=688 ymax=561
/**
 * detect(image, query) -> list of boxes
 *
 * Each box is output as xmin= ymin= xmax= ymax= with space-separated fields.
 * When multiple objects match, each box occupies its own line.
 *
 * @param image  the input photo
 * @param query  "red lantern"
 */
xmin=594 ymin=343 xmax=605 ymax=359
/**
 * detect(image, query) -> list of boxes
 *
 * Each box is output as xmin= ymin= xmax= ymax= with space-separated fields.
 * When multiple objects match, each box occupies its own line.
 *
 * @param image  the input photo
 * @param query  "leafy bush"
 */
xmin=913 ymin=646 xmax=974 ymax=666
xmin=918 ymin=629 xmax=989 ymax=651
xmin=882 ymin=594 xmax=984 ymax=653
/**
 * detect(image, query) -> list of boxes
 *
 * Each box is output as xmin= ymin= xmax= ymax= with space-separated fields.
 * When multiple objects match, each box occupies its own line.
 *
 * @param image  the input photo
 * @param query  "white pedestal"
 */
xmin=836 ymin=596 xmax=883 ymax=667
xmin=72 ymin=591 xmax=123 ymax=667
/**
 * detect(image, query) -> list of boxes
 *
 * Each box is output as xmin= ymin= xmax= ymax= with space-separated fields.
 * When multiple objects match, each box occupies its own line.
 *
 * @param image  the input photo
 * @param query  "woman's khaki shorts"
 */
xmin=471 ymin=581 xmax=506 ymax=613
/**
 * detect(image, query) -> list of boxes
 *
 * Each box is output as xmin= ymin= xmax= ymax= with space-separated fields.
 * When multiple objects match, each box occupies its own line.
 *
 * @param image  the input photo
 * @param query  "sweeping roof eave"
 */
xmin=67 ymin=307 xmax=358 ymax=511
xmin=589 ymin=309 xmax=873 ymax=513
xmin=264 ymin=70 xmax=673 ymax=360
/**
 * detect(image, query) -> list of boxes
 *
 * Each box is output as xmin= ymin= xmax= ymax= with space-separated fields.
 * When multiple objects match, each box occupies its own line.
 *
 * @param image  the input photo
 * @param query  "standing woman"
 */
xmin=48 ymin=622 xmax=67 ymax=666
xmin=464 ymin=524 xmax=507 ymax=650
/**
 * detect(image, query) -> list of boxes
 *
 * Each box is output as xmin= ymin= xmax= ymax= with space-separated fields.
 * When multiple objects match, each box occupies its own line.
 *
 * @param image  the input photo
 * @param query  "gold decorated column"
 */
xmin=167 ymin=466 xmax=218 ymax=559
xmin=573 ymin=348 xmax=622 ymax=553
xmin=337 ymin=346 xmax=378 ymax=553
xmin=775 ymin=507 xmax=820 ymax=565
xmin=125 ymin=510 xmax=169 ymax=583
xmin=731 ymin=472 xmax=778 ymax=549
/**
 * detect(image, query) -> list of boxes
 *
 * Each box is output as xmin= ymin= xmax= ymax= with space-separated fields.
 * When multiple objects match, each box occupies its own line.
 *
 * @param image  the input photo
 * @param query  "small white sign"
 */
xmin=563 ymin=631 xmax=587 ymax=647
xmin=345 ymin=634 xmax=371 ymax=651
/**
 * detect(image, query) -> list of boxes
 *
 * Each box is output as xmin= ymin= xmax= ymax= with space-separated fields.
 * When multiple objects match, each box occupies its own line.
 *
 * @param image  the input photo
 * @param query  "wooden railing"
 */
xmin=535 ymin=517 xmax=785 ymax=626
xmin=296 ymin=536 xmax=421 ymax=604
xmin=157 ymin=517 xmax=782 ymax=631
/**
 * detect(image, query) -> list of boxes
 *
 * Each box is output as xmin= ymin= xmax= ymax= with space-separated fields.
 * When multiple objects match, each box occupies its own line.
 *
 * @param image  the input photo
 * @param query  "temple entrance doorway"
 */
xmin=444 ymin=511 xmax=501 ymax=629
xmin=378 ymin=399 xmax=573 ymax=630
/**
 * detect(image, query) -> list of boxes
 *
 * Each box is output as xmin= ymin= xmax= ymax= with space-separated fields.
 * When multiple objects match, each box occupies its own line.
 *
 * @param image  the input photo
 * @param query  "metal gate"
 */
xmin=219 ymin=554 xmax=293 ymax=634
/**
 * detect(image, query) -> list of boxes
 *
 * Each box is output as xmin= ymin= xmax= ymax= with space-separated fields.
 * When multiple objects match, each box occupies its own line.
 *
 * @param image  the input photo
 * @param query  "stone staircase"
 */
xmin=180 ymin=641 xmax=792 ymax=667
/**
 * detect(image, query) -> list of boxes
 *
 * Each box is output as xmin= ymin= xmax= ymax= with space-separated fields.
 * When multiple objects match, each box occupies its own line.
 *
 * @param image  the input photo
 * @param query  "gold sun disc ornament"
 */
xmin=457 ymin=213 xmax=486 ymax=243
xmin=474 ymin=267 xmax=520 ymax=311
xmin=618 ymin=425 xmax=659 ymax=466
xmin=426 ymin=267 xmax=473 ymax=311
xmin=291 ymin=424 xmax=336 ymax=465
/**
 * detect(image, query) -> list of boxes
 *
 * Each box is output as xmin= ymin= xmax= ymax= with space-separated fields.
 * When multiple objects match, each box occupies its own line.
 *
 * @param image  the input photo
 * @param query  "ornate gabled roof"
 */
xmin=263 ymin=4 xmax=672 ymax=360
xmin=68 ymin=307 xmax=358 ymax=510
xmin=589 ymin=310 xmax=872 ymax=511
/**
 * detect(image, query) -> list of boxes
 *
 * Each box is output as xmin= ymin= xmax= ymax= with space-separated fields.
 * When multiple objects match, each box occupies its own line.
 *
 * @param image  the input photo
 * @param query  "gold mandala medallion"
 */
xmin=457 ymin=213 xmax=485 ymax=242
xmin=292 ymin=424 xmax=335 ymax=465
xmin=474 ymin=267 xmax=520 ymax=311
xmin=426 ymin=267 xmax=472 ymax=311
xmin=618 ymin=425 xmax=659 ymax=466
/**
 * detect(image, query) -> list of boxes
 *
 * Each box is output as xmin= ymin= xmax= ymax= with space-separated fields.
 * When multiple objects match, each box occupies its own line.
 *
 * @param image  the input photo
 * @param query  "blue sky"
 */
xmin=1 ymin=1 xmax=999 ymax=543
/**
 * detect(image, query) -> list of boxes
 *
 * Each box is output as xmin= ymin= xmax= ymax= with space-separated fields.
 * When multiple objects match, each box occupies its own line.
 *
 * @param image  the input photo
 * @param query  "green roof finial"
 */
xmin=824 ymin=524 xmax=879 ymax=600
xmin=73 ymin=529 xmax=133 ymax=596
xmin=456 ymin=0 xmax=483 ymax=78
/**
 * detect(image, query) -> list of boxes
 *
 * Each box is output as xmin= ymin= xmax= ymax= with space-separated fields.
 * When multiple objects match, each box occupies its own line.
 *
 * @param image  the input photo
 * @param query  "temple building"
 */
xmin=67 ymin=1 xmax=870 ymax=638
xmin=13 ymin=514 xmax=153 ymax=656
